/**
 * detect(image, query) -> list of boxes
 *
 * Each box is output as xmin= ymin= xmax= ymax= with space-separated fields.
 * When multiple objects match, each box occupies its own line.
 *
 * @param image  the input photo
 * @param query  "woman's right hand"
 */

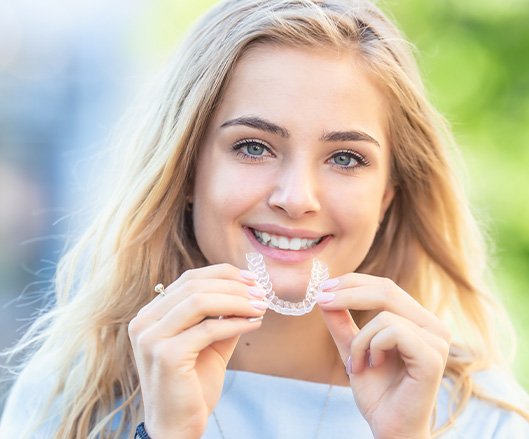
xmin=128 ymin=263 xmax=268 ymax=438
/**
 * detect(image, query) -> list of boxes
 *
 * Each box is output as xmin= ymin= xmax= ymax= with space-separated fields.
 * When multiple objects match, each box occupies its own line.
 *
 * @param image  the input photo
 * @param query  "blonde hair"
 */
xmin=4 ymin=0 xmax=528 ymax=437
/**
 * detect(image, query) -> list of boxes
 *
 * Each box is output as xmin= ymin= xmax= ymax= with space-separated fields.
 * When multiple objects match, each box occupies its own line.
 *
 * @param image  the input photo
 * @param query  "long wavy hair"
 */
xmin=3 ymin=0 xmax=528 ymax=437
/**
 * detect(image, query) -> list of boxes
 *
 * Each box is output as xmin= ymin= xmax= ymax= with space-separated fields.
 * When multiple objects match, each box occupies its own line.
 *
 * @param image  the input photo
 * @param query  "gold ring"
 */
xmin=154 ymin=283 xmax=166 ymax=297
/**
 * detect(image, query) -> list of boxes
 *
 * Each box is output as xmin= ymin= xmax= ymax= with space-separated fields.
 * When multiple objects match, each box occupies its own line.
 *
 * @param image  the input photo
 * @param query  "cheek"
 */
xmin=192 ymin=158 xmax=270 ymax=251
xmin=323 ymin=179 xmax=386 ymax=272
xmin=194 ymin=163 xmax=268 ymax=217
xmin=325 ymin=179 xmax=385 ymax=228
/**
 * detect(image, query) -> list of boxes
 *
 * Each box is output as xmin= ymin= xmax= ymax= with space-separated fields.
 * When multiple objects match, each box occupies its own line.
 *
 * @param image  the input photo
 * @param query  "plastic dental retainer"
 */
xmin=246 ymin=252 xmax=329 ymax=316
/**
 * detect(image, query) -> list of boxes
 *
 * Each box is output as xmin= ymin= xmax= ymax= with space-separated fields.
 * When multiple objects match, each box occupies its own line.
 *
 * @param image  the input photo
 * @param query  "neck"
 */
xmin=228 ymin=307 xmax=349 ymax=386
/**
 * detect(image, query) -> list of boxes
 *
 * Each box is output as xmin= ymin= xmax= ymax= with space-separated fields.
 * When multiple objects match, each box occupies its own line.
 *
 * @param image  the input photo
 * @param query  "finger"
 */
xmin=368 ymin=326 xmax=445 ymax=382
xmin=153 ymin=293 xmax=268 ymax=336
xmin=140 ymin=263 xmax=258 ymax=315
xmin=167 ymin=316 xmax=264 ymax=361
xmin=349 ymin=311 xmax=415 ymax=372
xmin=318 ymin=274 xmax=450 ymax=341
xmin=349 ymin=311 xmax=446 ymax=378
xmin=140 ymin=278 xmax=267 ymax=321
xmin=204 ymin=336 xmax=241 ymax=366
xmin=318 ymin=307 xmax=359 ymax=365
xmin=172 ymin=263 xmax=258 ymax=289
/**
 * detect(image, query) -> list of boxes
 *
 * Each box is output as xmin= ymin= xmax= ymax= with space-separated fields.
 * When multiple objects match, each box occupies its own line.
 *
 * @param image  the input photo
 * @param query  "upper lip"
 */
xmin=245 ymin=223 xmax=330 ymax=240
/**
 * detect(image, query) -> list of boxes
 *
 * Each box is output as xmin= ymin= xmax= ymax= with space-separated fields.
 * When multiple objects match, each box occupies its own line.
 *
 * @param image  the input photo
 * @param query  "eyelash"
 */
xmin=232 ymin=139 xmax=274 ymax=162
xmin=231 ymin=139 xmax=370 ymax=172
xmin=329 ymin=149 xmax=370 ymax=172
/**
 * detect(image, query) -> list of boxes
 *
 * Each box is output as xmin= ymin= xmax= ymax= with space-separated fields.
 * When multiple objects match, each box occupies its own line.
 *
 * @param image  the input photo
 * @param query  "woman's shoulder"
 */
xmin=436 ymin=368 xmax=529 ymax=438
xmin=0 ymin=353 xmax=62 ymax=438
xmin=1 ymin=352 xmax=129 ymax=438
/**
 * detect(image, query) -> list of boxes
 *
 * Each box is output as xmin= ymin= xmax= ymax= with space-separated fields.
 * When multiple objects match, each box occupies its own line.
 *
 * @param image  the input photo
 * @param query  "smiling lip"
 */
xmin=243 ymin=225 xmax=331 ymax=263
xmin=245 ymin=223 xmax=327 ymax=240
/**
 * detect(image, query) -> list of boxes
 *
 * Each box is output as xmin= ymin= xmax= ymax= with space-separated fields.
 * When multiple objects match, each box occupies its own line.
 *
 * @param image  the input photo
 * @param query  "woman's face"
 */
xmin=192 ymin=45 xmax=394 ymax=300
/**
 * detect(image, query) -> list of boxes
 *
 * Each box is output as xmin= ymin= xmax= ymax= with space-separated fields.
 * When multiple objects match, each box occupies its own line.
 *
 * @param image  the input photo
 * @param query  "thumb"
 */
xmin=318 ymin=307 xmax=359 ymax=364
xmin=214 ymin=335 xmax=241 ymax=366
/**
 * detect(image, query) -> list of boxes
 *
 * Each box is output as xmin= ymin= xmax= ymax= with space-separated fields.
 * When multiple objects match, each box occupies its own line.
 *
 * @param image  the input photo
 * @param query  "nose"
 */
xmin=267 ymin=162 xmax=321 ymax=218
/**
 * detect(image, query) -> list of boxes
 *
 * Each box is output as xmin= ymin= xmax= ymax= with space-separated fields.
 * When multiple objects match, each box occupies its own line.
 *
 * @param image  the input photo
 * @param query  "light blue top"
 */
xmin=204 ymin=370 xmax=529 ymax=438
xmin=2 ymin=363 xmax=529 ymax=438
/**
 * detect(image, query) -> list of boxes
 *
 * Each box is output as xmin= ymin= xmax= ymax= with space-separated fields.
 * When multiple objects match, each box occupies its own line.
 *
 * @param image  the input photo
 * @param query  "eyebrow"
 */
xmin=320 ymin=130 xmax=380 ymax=148
xmin=220 ymin=116 xmax=290 ymax=138
xmin=220 ymin=115 xmax=380 ymax=148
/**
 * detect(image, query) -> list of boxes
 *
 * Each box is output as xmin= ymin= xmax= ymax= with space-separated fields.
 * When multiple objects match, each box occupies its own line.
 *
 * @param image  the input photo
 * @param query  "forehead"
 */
xmin=210 ymin=44 xmax=388 ymax=147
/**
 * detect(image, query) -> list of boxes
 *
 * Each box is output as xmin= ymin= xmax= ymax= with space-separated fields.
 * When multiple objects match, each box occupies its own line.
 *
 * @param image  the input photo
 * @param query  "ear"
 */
xmin=379 ymin=183 xmax=395 ymax=223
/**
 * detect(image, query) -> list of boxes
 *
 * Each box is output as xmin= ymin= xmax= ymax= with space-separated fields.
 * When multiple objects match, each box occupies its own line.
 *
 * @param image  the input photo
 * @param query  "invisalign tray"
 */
xmin=246 ymin=252 xmax=329 ymax=316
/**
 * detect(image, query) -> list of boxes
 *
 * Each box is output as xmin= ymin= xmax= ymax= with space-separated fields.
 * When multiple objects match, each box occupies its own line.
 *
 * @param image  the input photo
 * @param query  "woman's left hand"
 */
xmin=316 ymin=273 xmax=451 ymax=439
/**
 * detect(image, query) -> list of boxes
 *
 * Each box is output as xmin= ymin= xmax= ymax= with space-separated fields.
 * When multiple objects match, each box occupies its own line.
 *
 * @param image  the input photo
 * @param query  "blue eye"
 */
xmin=246 ymin=143 xmax=265 ymax=156
xmin=333 ymin=152 xmax=357 ymax=166
xmin=329 ymin=150 xmax=369 ymax=171
xmin=232 ymin=139 xmax=273 ymax=161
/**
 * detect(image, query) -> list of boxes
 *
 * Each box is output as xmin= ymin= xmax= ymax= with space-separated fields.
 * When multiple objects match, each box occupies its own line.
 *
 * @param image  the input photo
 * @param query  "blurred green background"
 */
xmin=391 ymin=0 xmax=529 ymax=389
xmin=134 ymin=0 xmax=529 ymax=388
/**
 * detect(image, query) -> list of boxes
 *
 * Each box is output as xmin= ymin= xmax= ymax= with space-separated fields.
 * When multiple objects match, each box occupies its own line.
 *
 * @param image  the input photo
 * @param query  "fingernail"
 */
xmin=240 ymin=269 xmax=258 ymax=280
xmin=247 ymin=316 xmax=264 ymax=323
xmin=249 ymin=300 xmax=269 ymax=310
xmin=248 ymin=286 xmax=266 ymax=298
xmin=368 ymin=353 xmax=374 ymax=368
xmin=345 ymin=355 xmax=352 ymax=375
xmin=319 ymin=278 xmax=339 ymax=291
xmin=315 ymin=292 xmax=336 ymax=304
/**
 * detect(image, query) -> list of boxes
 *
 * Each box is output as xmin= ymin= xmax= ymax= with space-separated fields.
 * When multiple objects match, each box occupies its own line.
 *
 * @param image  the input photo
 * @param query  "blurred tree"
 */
xmin=390 ymin=0 xmax=529 ymax=389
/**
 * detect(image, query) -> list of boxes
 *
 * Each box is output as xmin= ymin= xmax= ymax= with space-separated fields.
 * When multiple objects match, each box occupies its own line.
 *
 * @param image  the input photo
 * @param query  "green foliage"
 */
xmin=389 ymin=0 xmax=529 ymax=389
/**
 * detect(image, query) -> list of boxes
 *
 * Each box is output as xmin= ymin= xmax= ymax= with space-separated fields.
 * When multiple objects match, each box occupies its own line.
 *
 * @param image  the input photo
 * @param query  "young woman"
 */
xmin=2 ymin=1 xmax=528 ymax=438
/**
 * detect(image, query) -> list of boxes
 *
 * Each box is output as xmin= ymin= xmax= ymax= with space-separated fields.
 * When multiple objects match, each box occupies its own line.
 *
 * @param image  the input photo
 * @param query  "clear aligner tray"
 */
xmin=246 ymin=252 xmax=329 ymax=316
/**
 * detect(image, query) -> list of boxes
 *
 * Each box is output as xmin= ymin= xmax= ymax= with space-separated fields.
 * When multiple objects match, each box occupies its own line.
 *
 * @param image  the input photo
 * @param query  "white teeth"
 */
xmin=290 ymin=237 xmax=301 ymax=251
xmin=278 ymin=236 xmax=289 ymax=250
xmin=261 ymin=232 xmax=271 ymax=243
xmin=252 ymin=229 xmax=322 ymax=250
